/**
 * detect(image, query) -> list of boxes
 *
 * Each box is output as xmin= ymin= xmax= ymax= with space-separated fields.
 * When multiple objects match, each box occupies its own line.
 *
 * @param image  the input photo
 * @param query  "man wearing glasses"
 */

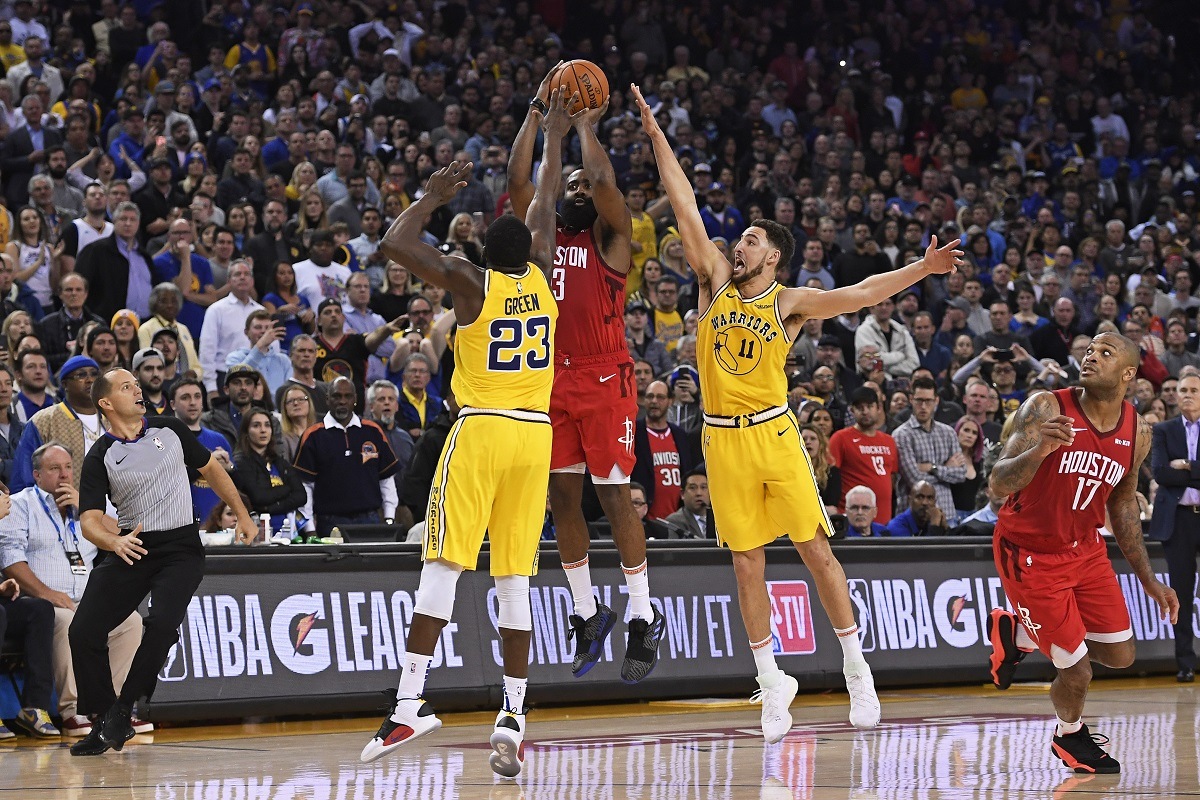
xmin=893 ymin=376 xmax=965 ymax=521
xmin=10 ymin=357 xmax=106 ymax=492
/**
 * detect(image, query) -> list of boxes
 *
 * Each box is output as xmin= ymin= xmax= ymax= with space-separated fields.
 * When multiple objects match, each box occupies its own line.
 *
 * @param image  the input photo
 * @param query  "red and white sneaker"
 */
xmin=130 ymin=716 xmax=154 ymax=734
xmin=360 ymin=696 xmax=441 ymax=763
xmin=489 ymin=709 xmax=527 ymax=779
xmin=61 ymin=715 xmax=93 ymax=738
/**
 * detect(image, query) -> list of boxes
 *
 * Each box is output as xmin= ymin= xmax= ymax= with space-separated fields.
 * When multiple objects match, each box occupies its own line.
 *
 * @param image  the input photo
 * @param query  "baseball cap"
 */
xmin=817 ymin=334 xmax=841 ymax=349
xmin=150 ymin=327 xmax=179 ymax=344
xmin=132 ymin=347 xmax=164 ymax=372
xmin=382 ymin=48 xmax=401 ymax=59
xmin=947 ymin=296 xmax=972 ymax=315
xmin=224 ymin=363 xmax=258 ymax=386
xmin=203 ymin=78 xmax=221 ymax=92
xmin=317 ymin=298 xmax=342 ymax=315
xmin=625 ymin=299 xmax=650 ymax=313
xmin=706 ymin=182 xmax=726 ymax=192
xmin=148 ymin=157 xmax=172 ymax=170
xmin=155 ymin=81 xmax=176 ymax=94
xmin=296 ymin=2 xmax=314 ymax=14
xmin=693 ymin=162 xmax=712 ymax=173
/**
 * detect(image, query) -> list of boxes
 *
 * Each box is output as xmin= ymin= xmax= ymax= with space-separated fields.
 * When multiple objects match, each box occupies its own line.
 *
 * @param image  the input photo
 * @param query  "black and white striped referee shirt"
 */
xmin=80 ymin=416 xmax=214 ymax=533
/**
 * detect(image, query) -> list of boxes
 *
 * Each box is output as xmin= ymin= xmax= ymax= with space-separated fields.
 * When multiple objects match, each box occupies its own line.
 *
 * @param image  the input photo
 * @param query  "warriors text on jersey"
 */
xmin=552 ymin=227 xmax=627 ymax=360
xmin=996 ymin=388 xmax=1137 ymax=553
xmin=697 ymin=281 xmax=790 ymax=416
xmin=453 ymin=265 xmax=558 ymax=412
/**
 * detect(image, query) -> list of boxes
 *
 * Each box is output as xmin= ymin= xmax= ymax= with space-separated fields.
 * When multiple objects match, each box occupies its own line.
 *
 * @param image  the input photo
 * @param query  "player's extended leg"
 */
xmin=595 ymin=481 xmax=665 ymax=683
xmin=549 ymin=470 xmax=618 ymax=677
xmin=360 ymin=559 xmax=461 ymax=763
xmin=489 ymin=574 xmax=534 ymax=780
xmin=730 ymin=546 xmax=797 ymax=743
xmin=793 ymin=534 xmax=881 ymax=729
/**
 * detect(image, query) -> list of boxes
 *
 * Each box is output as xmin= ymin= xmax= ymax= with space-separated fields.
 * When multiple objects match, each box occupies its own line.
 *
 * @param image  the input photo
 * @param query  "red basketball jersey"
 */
xmin=646 ymin=427 xmax=683 ymax=520
xmin=996 ymin=388 xmax=1138 ymax=553
xmin=552 ymin=227 xmax=628 ymax=360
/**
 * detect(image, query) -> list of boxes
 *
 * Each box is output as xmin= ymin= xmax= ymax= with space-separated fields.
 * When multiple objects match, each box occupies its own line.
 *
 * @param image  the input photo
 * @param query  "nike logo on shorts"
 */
xmin=777 ymin=429 xmax=787 ymax=436
xmin=599 ymin=374 xmax=616 ymax=383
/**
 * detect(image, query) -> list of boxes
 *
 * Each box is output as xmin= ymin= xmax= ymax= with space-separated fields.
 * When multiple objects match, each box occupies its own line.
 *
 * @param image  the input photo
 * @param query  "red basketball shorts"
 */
xmin=993 ymin=530 xmax=1133 ymax=669
xmin=549 ymin=355 xmax=638 ymax=479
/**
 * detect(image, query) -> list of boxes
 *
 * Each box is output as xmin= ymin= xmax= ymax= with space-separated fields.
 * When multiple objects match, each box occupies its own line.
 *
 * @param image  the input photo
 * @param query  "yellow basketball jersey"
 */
xmin=697 ymin=280 xmax=791 ymax=416
xmin=452 ymin=265 xmax=558 ymax=412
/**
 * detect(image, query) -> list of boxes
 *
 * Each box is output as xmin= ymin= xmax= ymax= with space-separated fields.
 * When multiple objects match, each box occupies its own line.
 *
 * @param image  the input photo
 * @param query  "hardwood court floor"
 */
xmin=1 ymin=677 xmax=1196 ymax=799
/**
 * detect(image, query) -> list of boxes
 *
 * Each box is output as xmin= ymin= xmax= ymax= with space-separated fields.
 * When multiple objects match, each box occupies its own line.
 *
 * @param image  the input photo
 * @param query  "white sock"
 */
xmin=622 ymin=560 xmax=653 ymax=621
xmin=396 ymin=652 xmax=431 ymax=701
xmin=563 ymin=556 xmax=598 ymax=618
xmin=502 ymin=675 xmax=527 ymax=714
xmin=835 ymin=625 xmax=866 ymax=666
xmin=1015 ymin=624 xmax=1036 ymax=652
xmin=750 ymin=635 xmax=778 ymax=679
xmin=1056 ymin=716 xmax=1083 ymax=736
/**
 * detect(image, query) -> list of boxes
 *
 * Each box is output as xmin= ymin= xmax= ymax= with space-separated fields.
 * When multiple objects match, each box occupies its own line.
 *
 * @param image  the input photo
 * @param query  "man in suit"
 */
xmin=1 ymin=94 xmax=62 ymax=208
xmin=664 ymin=468 xmax=714 ymax=540
xmin=1149 ymin=372 xmax=1200 ymax=683
xmin=74 ymin=202 xmax=155 ymax=322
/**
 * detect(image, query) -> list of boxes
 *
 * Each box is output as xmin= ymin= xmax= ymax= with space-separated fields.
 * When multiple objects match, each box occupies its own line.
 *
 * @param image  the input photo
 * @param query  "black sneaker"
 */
xmin=1051 ymin=724 xmax=1120 ymax=774
xmin=621 ymin=608 xmax=665 ymax=684
xmin=568 ymin=603 xmax=617 ymax=677
xmin=987 ymin=609 xmax=1027 ymax=690
xmin=70 ymin=705 xmax=133 ymax=756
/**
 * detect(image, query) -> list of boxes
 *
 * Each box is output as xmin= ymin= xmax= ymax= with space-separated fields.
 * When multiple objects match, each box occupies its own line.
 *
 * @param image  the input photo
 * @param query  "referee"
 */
xmin=68 ymin=369 xmax=255 ymax=756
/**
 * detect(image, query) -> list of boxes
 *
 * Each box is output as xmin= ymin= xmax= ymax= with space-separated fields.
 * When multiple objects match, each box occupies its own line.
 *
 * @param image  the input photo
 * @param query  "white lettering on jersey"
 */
xmin=1055 ymin=450 xmax=1126 ymax=488
xmin=554 ymin=245 xmax=590 ymax=269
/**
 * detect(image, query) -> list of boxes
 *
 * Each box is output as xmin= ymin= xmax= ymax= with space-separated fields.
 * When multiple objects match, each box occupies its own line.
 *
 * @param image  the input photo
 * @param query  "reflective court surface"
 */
xmin=3 ymin=678 xmax=1196 ymax=799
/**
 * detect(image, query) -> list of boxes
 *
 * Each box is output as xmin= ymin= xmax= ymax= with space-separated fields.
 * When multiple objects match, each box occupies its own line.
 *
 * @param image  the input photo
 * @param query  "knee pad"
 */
xmin=414 ymin=559 xmax=463 ymax=622
xmin=494 ymin=574 xmax=532 ymax=631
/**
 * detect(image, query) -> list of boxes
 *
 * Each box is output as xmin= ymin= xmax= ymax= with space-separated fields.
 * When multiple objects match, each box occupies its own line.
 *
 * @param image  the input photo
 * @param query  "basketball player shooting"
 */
xmin=986 ymin=332 xmax=1178 ymax=774
xmin=633 ymin=82 xmax=964 ymax=741
xmin=510 ymin=65 xmax=665 ymax=683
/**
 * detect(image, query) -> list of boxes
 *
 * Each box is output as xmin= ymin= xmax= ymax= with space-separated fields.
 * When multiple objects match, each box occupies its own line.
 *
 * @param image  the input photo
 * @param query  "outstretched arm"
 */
xmin=379 ymin=161 xmax=486 ymax=322
xmin=529 ymin=88 xmax=581 ymax=274
xmin=781 ymin=236 xmax=965 ymax=321
xmin=508 ymin=63 xmax=563 ymax=222
xmin=988 ymin=391 xmax=1074 ymax=496
xmin=574 ymin=100 xmax=631 ymax=244
xmin=1109 ymin=415 xmax=1179 ymax=623
xmin=631 ymin=83 xmax=725 ymax=288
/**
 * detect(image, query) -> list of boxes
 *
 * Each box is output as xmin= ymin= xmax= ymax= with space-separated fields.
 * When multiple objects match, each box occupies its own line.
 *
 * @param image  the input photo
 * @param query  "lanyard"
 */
xmin=36 ymin=489 xmax=80 ymax=555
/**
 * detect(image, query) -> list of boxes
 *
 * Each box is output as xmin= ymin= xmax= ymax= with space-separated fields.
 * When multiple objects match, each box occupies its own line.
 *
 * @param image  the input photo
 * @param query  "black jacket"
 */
xmin=233 ymin=448 xmax=307 ymax=517
xmin=201 ymin=397 xmax=280 ymax=448
xmin=74 ymin=234 xmax=155 ymax=323
xmin=631 ymin=419 xmax=698 ymax=512
xmin=1 ymin=125 xmax=63 ymax=207
xmin=37 ymin=307 xmax=105 ymax=372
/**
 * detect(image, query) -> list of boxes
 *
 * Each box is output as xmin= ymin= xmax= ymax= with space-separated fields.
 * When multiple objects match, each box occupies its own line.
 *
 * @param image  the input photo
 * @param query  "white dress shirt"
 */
xmin=198 ymin=293 xmax=263 ymax=392
xmin=0 ymin=485 xmax=97 ymax=603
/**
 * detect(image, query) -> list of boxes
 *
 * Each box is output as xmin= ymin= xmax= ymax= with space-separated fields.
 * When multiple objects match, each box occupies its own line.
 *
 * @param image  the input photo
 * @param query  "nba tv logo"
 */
xmin=766 ymin=581 xmax=816 ymax=656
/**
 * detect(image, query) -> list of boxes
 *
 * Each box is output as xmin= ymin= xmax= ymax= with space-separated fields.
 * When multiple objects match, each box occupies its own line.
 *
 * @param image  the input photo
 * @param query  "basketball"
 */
xmin=542 ymin=60 xmax=609 ymax=112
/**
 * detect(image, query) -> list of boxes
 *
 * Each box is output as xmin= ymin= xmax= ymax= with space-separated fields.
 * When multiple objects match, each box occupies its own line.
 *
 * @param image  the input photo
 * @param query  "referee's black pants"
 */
xmin=69 ymin=525 xmax=204 ymax=717
xmin=1165 ymin=509 xmax=1200 ymax=673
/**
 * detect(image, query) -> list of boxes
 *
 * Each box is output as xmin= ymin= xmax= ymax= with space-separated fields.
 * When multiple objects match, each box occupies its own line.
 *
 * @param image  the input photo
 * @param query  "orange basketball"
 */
xmin=543 ymin=60 xmax=609 ymax=112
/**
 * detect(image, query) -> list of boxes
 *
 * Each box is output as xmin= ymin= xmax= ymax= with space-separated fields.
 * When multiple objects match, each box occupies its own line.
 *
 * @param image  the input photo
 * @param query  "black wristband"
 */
xmin=529 ymin=97 xmax=548 ymax=115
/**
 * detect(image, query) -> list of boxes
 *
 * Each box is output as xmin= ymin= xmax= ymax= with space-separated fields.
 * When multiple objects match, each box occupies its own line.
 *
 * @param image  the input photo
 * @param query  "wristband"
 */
xmin=529 ymin=97 xmax=548 ymax=115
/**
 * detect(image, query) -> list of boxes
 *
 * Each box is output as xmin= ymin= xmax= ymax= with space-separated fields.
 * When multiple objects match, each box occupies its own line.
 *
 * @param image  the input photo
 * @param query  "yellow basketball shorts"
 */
xmin=702 ymin=411 xmax=835 ymax=552
xmin=424 ymin=411 xmax=552 ymax=576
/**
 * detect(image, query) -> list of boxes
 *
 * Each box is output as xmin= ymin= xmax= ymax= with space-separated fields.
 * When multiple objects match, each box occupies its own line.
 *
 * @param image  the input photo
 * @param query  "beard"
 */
xmin=379 ymin=413 xmax=395 ymax=427
xmin=560 ymin=197 xmax=598 ymax=231
xmin=48 ymin=165 xmax=66 ymax=179
xmin=731 ymin=254 xmax=768 ymax=287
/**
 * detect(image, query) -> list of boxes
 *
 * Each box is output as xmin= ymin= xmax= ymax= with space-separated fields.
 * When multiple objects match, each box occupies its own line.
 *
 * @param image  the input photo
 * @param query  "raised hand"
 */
xmin=574 ymin=96 xmax=609 ymax=130
xmin=542 ymin=87 xmax=583 ymax=140
xmin=630 ymin=84 xmax=663 ymax=139
xmin=921 ymin=235 xmax=966 ymax=275
xmin=531 ymin=61 xmax=566 ymax=120
xmin=423 ymin=160 xmax=473 ymax=205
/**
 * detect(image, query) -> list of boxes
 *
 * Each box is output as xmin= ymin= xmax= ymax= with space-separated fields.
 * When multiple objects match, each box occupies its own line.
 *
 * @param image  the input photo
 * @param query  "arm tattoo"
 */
xmin=1108 ymin=415 xmax=1155 ymax=584
xmin=989 ymin=391 xmax=1057 ymax=497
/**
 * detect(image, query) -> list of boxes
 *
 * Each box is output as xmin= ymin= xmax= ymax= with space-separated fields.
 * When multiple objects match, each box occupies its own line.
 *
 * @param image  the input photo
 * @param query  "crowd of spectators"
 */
xmin=0 ymin=0 xmax=1193 ymax=543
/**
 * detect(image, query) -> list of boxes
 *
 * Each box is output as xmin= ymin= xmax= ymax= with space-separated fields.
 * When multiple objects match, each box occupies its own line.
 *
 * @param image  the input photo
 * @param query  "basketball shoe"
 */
xmin=1051 ymin=724 xmax=1120 ymax=774
xmin=568 ymin=602 xmax=617 ymax=676
xmin=489 ymin=708 xmax=527 ymax=779
xmin=621 ymin=608 xmax=666 ymax=683
xmin=844 ymin=661 xmax=881 ymax=728
xmin=751 ymin=672 xmax=798 ymax=744
xmin=360 ymin=693 xmax=442 ymax=763
xmin=987 ymin=609 xmax=1028 ymax=690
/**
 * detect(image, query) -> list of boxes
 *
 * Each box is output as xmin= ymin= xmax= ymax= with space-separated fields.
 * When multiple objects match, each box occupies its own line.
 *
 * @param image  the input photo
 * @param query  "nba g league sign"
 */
xmin=151 ymin=555 xmax=1180 ymax=709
